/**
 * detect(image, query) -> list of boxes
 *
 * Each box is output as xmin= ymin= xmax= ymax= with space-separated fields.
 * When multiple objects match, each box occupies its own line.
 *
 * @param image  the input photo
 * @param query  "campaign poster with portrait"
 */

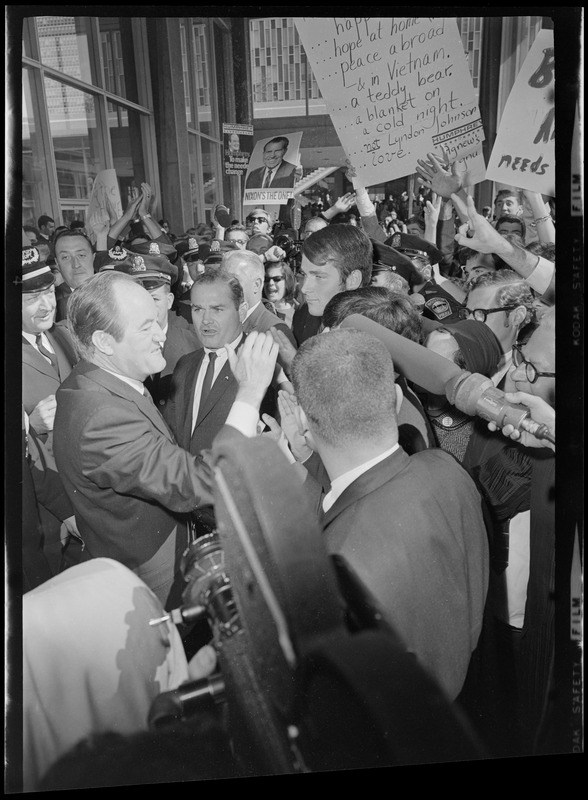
xmin=243 ymin=131 xmax=303 ymax=206
xmin=223 ymin=123 xmax=254 ymax=176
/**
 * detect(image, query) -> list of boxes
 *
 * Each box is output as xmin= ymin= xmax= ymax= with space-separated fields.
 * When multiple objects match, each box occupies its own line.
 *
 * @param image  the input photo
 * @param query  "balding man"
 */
xmin=53 ymin=271 xmax=278 ymax=608
xmin=222 ymin=249 xmax=297 ymax=348
xmin=291 ymin=328 xmax=489 ymax=701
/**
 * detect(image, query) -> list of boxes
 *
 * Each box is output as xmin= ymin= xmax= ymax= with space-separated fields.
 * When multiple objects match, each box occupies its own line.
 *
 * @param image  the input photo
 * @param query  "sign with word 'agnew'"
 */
xmin=294 ymin=17 xmax=485 ymax=187
xmin=486 ymin=29 xmax=555 ymax=196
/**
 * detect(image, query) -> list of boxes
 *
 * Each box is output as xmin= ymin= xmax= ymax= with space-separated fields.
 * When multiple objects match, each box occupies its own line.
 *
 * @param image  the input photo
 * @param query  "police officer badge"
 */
xmin=131 ymin=254 xmax=147 ymax=273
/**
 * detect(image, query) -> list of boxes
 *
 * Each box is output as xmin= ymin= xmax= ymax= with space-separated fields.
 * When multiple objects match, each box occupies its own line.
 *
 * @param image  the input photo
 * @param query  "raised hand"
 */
xmin=416 ymin=151 xmax=463 ymax=199
xmin=451 ymin=193 xmax=509 ymax=255
xmin=277 ymin=390 xmax=313 ymax=462
xmin=269 ymin=326 xmax=298 ymax=376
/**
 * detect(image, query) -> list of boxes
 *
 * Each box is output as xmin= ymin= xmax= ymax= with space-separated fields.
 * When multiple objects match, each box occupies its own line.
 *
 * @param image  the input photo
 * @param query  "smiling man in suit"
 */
xmin=53 ymin=270 xmax=279 ymax=608
xmin=245 ymin=136 xmax=297 ymax=190
xmin=21 ymin=246 xmax=80 ymax=573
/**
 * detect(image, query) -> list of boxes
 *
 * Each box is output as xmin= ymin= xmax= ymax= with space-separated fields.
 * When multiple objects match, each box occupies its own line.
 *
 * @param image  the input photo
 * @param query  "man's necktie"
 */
xmin=262 ymin=168 xmax=274 ymax=189
xmin=35 ymin=334 xmax=58 ymax=370
xmin=199 ymin=352 xmax=217 ymax=410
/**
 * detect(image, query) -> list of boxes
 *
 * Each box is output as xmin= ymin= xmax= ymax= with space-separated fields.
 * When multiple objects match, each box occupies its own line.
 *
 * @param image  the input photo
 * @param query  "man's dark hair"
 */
xmin=38 ymin=215 xmax=54 ymax=230
xmin=190 ymin=266 xmax=244 ymax=310
xmin=322 ymin=286 xmax=423 ymax=343
xmin=302 ymin=224 xmax=373 ymax=286
xmin=264 ymin=136 xmax=289 ymax=151
xmin=70 ymin=220 xmax=86 ymax=231
xmin=494 ymin=188 xmax=523 ymax=205
xmin=495 ymin=214 xmax=526 ymax=239
xmin=525 ymin=241 xmax=555 ymax=262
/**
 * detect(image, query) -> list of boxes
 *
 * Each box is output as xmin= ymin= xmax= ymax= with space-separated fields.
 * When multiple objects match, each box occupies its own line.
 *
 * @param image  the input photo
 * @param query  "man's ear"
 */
xmin=508 ymin=304 xmax=528 ymax=329
xmin=238 ymin=301 xmax=248 ymax=323
xmin=344 ymin=269 xmax=362 ymax=291
xmin=166 ymin=292 xmax=174 ymax=310
xmin=299 ymin=408 xmax=317 ymax=453
xmin=92 ymin=330 xmax=114 ymax=355
xmin=394 ymin=383 xmax=404 ymax=416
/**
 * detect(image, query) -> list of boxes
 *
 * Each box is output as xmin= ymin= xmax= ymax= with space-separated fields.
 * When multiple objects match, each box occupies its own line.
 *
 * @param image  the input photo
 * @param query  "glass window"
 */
xmin=22 ymin=67 xmax=53 ymax=226
xmin=192 ymin=21 xmax=213 ymax=136
xmin=179 ymin=21 xmax=194 ymax=127
xmin=98 ymin=18 xmax=140 ymax=104
xmin=107 ymin=100 xmax=148 ymax=207
xmin=37 ymin=16 xmax=97 ymax=85
xmin=44 ymin=76 xmax=105 ymax=200
xmin=188 ymin=133 xmax=202 ymax=224
xmin=200 ymin=136 xmax=221 ymax=219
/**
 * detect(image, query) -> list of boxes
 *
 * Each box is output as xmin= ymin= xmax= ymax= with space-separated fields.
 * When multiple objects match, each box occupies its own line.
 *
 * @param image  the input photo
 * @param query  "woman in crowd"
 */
xmin=262 ymin=259 xmax=299 ymax=328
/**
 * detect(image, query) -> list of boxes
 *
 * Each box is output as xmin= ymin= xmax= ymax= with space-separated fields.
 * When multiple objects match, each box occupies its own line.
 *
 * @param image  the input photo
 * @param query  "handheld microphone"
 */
xmin=340 ymin=314 xmax=555 ymax=444
xmin=445 ymin=371 xmax=555 ymax=443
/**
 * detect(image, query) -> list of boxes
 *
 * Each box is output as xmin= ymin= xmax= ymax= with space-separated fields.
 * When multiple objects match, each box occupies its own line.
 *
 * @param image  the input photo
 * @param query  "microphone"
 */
xmin=214 ymin=205 xmax=233 ymax=228
xmin=445 ymin=371 xmax=555 ymax=443
xmin=340 ymin=314 xmax=555 ymax=444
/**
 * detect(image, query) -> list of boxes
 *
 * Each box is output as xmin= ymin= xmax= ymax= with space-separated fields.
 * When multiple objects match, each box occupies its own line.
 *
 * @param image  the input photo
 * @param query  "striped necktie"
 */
xmin=262 ymin=168 xmax=274 ymax=188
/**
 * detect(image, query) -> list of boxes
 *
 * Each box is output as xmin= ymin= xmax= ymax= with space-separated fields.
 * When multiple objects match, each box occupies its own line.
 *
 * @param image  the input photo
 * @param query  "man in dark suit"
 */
xmin=106 ymin=250 xmax=201 ymax=410
xmin=53 ymin=270 xmax=279 ymax=609
xmin=20 ymin=246 xmax=81 ymax=573
xmin=52 ymin=228 xmax=96 ymax=322
xmin=165 ymin=269 xmax=288 ymax=455
xmin=245 ymin=136 xmax=297 ymax=190
xmin=290 ymin=328 xmax=489 ymax=701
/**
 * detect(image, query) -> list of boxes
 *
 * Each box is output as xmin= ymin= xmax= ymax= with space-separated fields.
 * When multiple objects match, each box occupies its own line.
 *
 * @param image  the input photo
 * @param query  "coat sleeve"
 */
xmin=80 ymin=402 xmax=215 ymax=513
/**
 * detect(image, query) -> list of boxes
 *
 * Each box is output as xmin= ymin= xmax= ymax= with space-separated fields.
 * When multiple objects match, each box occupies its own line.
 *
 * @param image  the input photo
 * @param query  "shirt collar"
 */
xmin=322 ymin=443 xmax=400 ymax=513
xmin=100 ymin=368 xmax=146 ymax=395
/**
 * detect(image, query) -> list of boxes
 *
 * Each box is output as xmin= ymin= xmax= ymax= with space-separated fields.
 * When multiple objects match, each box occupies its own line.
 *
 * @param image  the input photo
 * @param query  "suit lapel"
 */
xmin=195 ymin=359 xmax=236 ymax=428
xmin=82 ymin=364 xmax=175 ymax=441
xmin=22 ymin=336 xmax=59 ymax=380
xmin=322 ymin=448 xmax=410 ymax=527
xmin=182 ymin=350 xmax=205 ymax=448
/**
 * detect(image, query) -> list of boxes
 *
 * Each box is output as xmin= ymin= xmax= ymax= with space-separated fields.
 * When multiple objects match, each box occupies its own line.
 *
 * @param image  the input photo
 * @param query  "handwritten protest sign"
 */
xmin=223 ymin=123 xmax=253 ymax=176
xmin=486 ymin=30 xmax=555 ymax=196
xmin=294 ymin=17 xmax=485 ymax=186
xmin=243 ymin=131 xmax=302 ymax=206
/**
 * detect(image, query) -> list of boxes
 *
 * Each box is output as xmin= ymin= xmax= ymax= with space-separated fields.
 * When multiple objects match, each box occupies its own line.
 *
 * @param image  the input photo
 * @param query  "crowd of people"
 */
xmin=18 ymin=135 xmax=561 ymax=787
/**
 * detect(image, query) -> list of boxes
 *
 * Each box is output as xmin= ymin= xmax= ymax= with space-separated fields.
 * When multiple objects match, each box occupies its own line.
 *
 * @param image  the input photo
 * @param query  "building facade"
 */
xmin=17 ymin=13 xmax=548 ymax=235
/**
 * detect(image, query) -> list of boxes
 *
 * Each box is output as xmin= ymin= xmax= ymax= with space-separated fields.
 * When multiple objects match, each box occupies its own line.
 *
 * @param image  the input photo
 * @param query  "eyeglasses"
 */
xmin=229 ymin=239 xmax=248 ymax=246
xmin=264 ymin=276 xmax=285 ymax=284
xmin=458 ymin=304 xmax=519 ymax=322
xmin=248 ymin=217 xmax=269 ymax=224
xmin=512 ymin=343 xmax=555 ymax=383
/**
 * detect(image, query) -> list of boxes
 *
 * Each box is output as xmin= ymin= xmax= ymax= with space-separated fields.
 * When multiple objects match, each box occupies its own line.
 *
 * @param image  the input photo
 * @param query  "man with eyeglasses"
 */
xmin=224 ymin=224 xmax=249 ymax=250
xmin=245 ymin=208 xmax=273 ymax=238
xmin=462 ymin=269 xmax=537 ymax=388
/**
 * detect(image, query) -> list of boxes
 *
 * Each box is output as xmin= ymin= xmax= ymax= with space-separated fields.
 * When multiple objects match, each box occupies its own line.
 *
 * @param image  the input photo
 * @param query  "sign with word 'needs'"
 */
xmin=294 ymin=17 xmax=485 ymax=186
xmin=486 ymin=29 xmax=555 ymax=196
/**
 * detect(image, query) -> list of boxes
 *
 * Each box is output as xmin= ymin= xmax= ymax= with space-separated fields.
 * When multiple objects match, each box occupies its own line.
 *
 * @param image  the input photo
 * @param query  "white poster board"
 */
xmin=294 ymin=17 xmax=485 ymax=186
xmin=86 ymin=169 xmax=124 ymax=242
xmin=486 ymin=29 xmax=555 ymax=196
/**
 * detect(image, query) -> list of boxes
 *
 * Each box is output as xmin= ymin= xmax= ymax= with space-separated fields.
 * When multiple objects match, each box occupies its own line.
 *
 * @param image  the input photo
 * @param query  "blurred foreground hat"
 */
xmin=370 ymin=239 xmax=422 ymax=286
xmin=385 ymin=232 xmax=444 ymax=266
xmin=19 ymin=247 xmax=56 ymax=292
xmin=422 ymin=317 xmax=502 ymax=377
